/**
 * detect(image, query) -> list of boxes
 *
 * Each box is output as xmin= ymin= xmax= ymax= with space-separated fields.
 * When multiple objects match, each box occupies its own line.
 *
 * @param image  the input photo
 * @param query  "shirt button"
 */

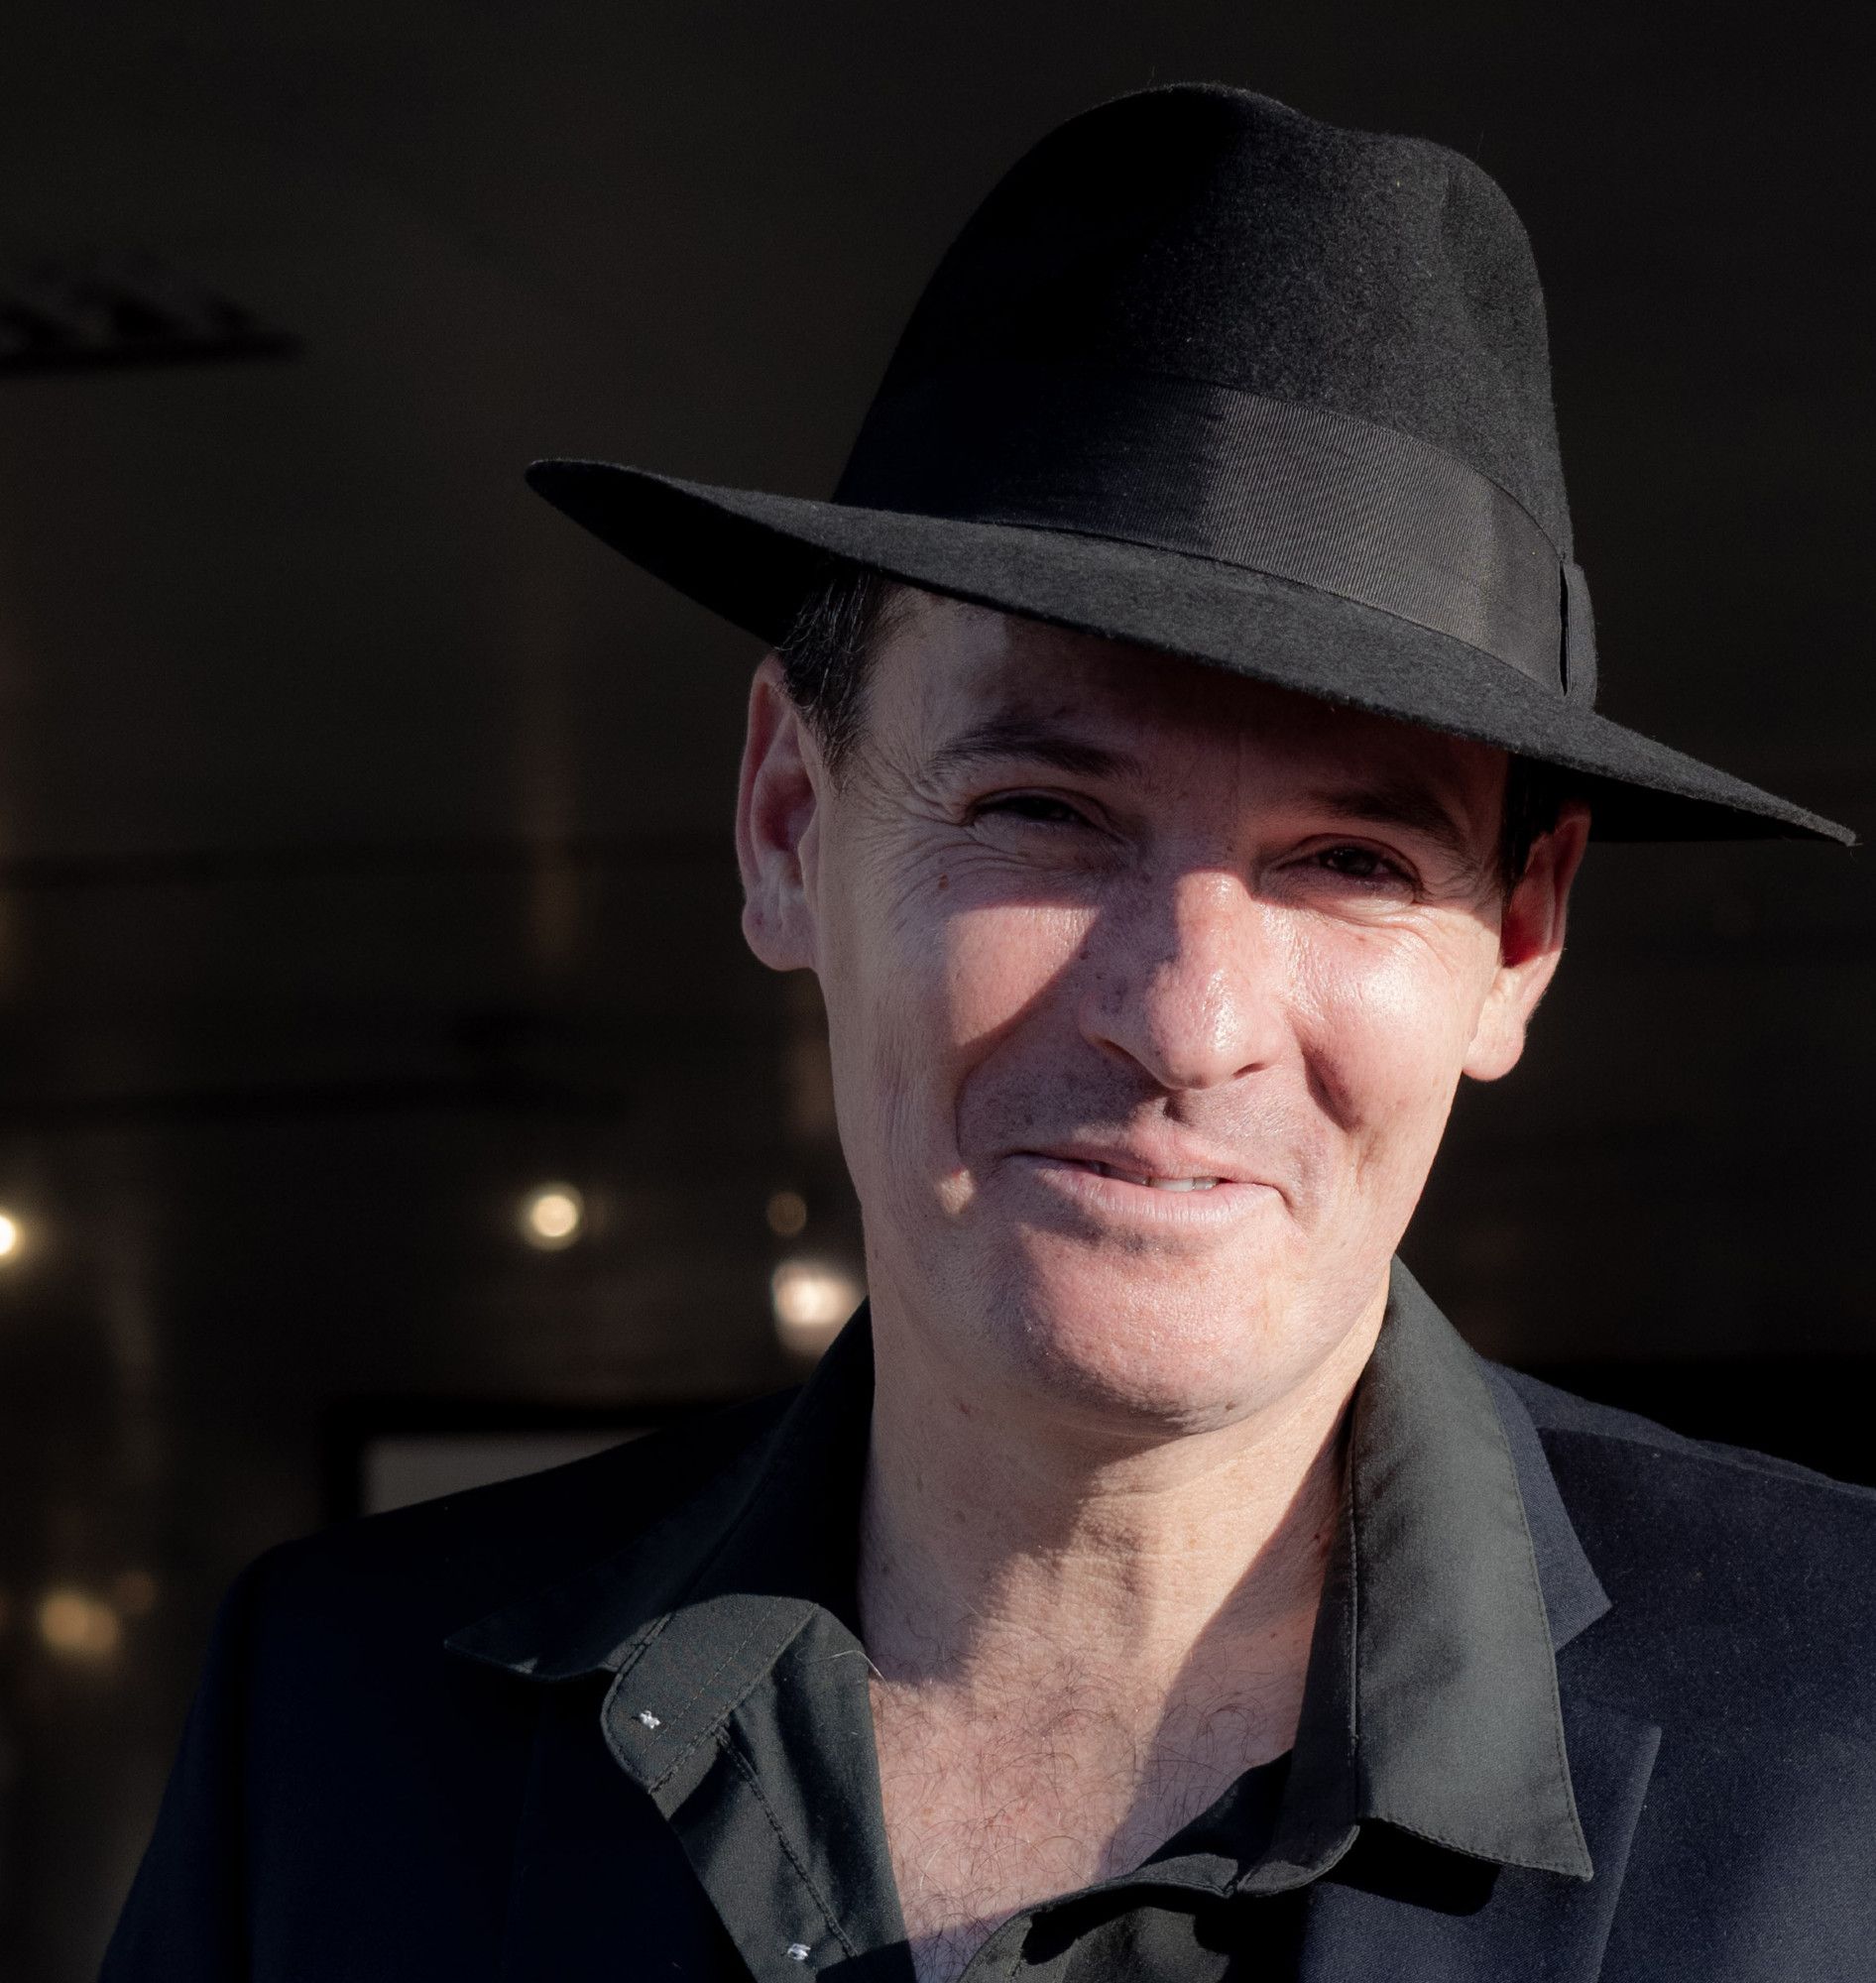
xmin=636 ymin=1709 xmax=661 ymax=1729
xmin=784 ymin=1942 xmax=812 ymax=1962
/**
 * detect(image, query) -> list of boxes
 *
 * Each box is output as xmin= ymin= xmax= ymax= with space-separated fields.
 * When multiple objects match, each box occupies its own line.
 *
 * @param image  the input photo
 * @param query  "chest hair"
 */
xmin=870 ymin=1664 xmax=1291 ymax=1983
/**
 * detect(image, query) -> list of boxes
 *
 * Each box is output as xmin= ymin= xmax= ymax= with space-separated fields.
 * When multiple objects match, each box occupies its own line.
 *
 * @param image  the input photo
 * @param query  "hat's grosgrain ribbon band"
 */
xmin=838 ymin=364 xmax=1594 ymax=702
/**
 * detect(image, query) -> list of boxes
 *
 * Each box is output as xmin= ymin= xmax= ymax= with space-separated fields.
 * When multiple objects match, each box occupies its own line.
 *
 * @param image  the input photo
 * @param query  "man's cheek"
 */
xmin=1307 ymin=981 xmax=1471 ymax=1186
xmin=939 ymin=904 xmax=1088 ymax=1046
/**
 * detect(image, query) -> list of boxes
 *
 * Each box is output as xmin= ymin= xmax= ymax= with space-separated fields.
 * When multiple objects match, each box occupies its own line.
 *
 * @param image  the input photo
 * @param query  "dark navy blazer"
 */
xmin=103 ymin=1264 xmax=1876 ymax=1979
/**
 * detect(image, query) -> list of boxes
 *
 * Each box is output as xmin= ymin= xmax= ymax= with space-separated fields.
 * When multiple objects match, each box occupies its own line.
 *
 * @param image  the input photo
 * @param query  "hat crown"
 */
xmin=852 ymin=84 xmax=1572 ymax=555
xmin=524 ymin=82 xmax=1854 ymax=844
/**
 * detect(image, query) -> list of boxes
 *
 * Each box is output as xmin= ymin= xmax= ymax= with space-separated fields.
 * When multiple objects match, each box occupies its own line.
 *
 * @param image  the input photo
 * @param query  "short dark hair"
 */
xmin=775 ymin=562 xmax=911 ymax=771
xmin=777 ymin=563 xmax=1570 ymax=894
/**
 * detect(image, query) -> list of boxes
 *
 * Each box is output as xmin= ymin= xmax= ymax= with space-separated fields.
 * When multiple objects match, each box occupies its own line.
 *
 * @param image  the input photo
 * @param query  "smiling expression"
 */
xmin=738 ymin=591 xmax=1587 ymax=1436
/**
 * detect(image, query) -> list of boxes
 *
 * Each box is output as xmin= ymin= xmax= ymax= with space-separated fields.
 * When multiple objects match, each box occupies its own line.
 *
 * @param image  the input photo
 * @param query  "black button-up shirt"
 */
xmin=446 ymin=1260 xmax=1601 ymax=1980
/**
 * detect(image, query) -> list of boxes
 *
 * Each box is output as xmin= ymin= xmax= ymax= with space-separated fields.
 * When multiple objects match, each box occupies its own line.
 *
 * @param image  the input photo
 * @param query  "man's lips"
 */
xmin=1016 ymin=1144 xmax=1260 ymax=1194
xmin=1057 ymin=1158 xmax=1220 ymax=1193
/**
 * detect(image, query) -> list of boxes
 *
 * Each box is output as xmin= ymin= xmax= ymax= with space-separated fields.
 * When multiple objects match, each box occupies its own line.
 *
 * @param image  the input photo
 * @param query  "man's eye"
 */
xmin=976 ymin=794 xmax=1092 ymax=828
xmin=1310 ymin=845 xmax=1410 ymax=885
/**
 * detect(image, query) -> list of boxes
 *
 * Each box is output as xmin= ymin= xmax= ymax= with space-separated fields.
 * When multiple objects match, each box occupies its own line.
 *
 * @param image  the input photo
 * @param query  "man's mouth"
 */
xmin=1079 ymin=1161 xmax=1222 ymax=1193
xmin=1033 ymin=1149 xmax=1238 ymax=1193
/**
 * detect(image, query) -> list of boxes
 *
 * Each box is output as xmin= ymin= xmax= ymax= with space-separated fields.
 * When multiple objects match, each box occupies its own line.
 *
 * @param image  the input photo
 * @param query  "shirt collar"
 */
xmin=1260 ymin=1258 xmax=1600 ymax=1887
xmin=447 ymin=1257 xmax=1604 ymax=1883
xmin=446 ymin=1310 xmax=874 ymax=1685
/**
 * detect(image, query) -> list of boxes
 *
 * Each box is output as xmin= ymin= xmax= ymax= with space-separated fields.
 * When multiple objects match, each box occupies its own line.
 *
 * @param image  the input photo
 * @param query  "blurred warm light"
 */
xmin=113 ymin=1569 xmax=160 ymax=1618
xmin=770 ymin=1257 xmax=863 ymax=1356
xmin=38 ymin=1587 xmax=122 ymax=1659
xmin=519 ymin=1183 xmax=585 ymax=1250
xmin=764 ymin=1189 xmax=809 ymax=1238
xmin=0 ymin=1211 xmax=20 ymax=1260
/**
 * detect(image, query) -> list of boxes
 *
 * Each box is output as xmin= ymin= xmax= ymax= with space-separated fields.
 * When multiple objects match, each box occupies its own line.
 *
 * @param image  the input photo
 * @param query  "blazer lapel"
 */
xmin=494 ymin=1681 xmax=749 ymax=1982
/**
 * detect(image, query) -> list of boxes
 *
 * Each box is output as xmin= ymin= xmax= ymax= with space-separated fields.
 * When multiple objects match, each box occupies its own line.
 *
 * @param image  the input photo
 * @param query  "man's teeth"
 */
xmin=1092 ymin=1163 xmax=1221 ymax=1191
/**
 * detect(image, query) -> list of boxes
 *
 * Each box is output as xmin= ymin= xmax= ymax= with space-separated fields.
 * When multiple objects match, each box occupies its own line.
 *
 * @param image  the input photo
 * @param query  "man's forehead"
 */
xmin=885 ymin=593 xmax=1502 ymax=804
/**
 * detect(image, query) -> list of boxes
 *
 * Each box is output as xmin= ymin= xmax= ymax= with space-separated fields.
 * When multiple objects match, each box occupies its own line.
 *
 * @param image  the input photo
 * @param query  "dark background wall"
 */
xmin=0 ymin=3 xmax=1869 ymax=1975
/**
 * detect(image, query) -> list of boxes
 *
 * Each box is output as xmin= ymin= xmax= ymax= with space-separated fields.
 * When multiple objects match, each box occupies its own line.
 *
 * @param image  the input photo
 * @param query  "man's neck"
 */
xmin=856 ymin=1284 xmax=1383 ymax=1732
xmin=854 ymin=1289 xmax=1383 ymax=1979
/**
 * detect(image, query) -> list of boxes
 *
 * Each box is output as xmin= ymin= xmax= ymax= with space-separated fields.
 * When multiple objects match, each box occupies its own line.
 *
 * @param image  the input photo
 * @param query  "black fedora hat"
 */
xmin=528 ymin=84 xmax=1854 ymax=847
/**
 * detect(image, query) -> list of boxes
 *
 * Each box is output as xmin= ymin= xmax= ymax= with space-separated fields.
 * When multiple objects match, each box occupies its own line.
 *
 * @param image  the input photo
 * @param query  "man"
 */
xmin=107 ymin=84 xmax=1870 ymax=1983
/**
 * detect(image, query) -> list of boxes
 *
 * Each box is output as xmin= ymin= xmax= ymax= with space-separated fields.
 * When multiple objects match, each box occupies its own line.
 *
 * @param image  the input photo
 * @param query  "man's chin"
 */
xmin=981 ymin=1261 xmax=1305 ymax=1435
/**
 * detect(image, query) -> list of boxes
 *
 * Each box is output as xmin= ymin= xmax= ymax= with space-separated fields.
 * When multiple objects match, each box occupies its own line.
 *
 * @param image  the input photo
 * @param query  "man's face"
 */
xmin=739 ymin=592 xmax=1587 ymax=1433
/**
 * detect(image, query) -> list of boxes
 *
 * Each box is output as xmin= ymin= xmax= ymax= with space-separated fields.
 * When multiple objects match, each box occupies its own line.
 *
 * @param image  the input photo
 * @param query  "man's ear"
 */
xmin=735 ymin=653 xmax=823 ymax=973
xmin=1462 ymin=799 xmax=1592 ymax=1083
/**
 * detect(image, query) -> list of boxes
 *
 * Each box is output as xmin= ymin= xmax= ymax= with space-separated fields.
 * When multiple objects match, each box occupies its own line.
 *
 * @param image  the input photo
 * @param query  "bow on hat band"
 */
xmin=837 ymin=363 xmax=1595 ymax=704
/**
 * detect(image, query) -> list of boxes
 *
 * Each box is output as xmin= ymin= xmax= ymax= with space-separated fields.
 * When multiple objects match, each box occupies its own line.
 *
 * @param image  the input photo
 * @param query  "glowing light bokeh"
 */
xmin=764 ymin=1189 xmax=809 ymax=1238
xmin=38 ymin=1588 xmax=122 ymax=1659
xmin=519 ymin=1183 xmax=585 ymax=1250
xmin=770 ymin=1258 xmax=863 ymax=1356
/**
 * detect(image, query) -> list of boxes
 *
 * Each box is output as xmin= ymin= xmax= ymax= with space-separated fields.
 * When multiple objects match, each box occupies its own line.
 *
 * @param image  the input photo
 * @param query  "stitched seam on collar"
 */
xmin=1368 ymin=1809 xmax=1582 ymax=1878
xmin=644 ymin=1600 xmax=795 ymax=1790
xmin=611 ymin=1604 xmax=677 ymax=1684
xmin=717 ymin=1729 xmax=859 ymax=1959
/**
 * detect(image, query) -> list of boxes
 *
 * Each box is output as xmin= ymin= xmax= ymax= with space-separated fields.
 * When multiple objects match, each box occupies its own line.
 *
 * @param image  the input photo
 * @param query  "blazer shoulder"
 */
xmin=1499 ymin=1362 xmax=1876 ymax=1509
xmin=1498 ymin=1365 xmax=1876 ymax=1736
xmin=240 ymin=1383 xmax=800 ymax=1651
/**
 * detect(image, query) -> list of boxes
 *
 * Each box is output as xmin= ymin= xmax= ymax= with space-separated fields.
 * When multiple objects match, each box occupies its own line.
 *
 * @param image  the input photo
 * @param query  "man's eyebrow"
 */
xmin=924 ymin=726 xmax=1481 ymax=861
xmin=925 ymin=717 xmax=1138 ymax=782
xmin=1300 ymin=777 xmax=1481 ymax=865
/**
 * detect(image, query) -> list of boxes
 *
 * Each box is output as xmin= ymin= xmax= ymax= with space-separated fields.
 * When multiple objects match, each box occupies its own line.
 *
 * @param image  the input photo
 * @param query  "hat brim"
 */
xmin=528 ymin=458 xmax=1856 ymax=848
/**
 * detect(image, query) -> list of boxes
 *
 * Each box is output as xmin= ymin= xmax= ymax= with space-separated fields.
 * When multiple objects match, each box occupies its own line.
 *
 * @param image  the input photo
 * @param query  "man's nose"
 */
xmin=1079 ymin=867 xmax=1286 ymax=1093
